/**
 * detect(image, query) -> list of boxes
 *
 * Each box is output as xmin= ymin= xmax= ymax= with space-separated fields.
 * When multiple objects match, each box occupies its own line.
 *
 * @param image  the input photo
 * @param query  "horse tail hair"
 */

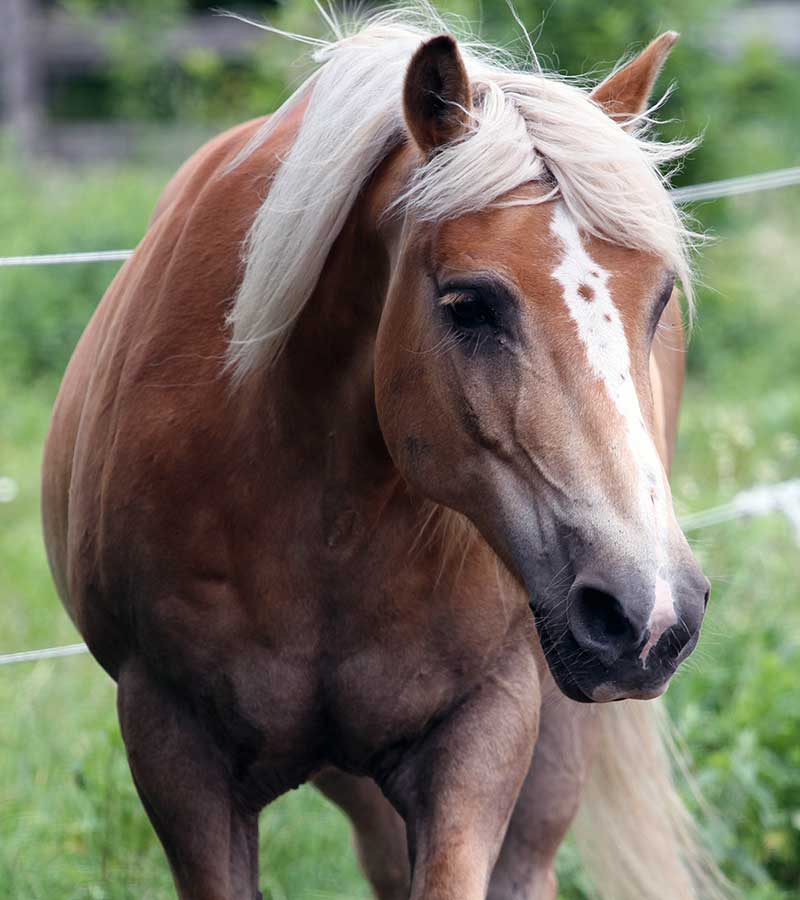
xmin=573 ymin=699 xmax=733 ymax=900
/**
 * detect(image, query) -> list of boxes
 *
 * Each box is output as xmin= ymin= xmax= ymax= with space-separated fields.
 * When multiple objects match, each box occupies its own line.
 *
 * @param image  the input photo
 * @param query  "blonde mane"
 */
xmin=226 ymin=3 xmax=697 ymax=380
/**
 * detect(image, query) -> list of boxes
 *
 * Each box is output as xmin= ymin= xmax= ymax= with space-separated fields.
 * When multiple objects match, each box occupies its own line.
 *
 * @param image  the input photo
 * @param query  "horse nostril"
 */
xmin=703 ymin=587 xmax=710 ymax=610
xmin=568 ymin=584 xmax=644 ymax=665
xmin=580 ymin=588 xmax=629 ymax=641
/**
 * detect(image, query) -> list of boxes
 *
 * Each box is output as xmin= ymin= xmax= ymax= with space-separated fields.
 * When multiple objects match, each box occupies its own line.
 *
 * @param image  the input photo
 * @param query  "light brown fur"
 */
xmin=42 ymin=33 xmax=708 ymax=900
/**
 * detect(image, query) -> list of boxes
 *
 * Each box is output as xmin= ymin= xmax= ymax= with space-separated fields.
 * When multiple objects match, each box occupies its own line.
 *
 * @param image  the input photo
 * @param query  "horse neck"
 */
xmin=240 ymin=143 xmax=499 ymax=582
xmin=244 ymin=151 xmax=406 ymax=503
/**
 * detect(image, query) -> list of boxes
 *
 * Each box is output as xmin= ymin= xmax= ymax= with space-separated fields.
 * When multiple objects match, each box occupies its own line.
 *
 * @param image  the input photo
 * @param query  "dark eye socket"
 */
xmin=654 ymin=276 xmax=676 ymax=319
xmin=442 ymin=292 xmax=497 ymax=330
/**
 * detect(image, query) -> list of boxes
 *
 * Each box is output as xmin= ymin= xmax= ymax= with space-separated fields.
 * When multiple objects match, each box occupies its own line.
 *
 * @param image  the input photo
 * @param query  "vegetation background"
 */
xmin=1 ymin=0 xmax=798 ymax=897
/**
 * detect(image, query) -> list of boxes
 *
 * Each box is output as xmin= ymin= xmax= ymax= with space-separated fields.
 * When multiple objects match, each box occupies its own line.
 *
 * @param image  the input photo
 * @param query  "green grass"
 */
xmin=1 ymin=165 xmax=798 ymax=898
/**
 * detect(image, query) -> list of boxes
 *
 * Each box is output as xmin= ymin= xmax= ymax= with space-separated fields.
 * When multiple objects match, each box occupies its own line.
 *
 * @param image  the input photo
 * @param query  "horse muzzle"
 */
xmin=530 ymin=565 xmax=709 ymax=703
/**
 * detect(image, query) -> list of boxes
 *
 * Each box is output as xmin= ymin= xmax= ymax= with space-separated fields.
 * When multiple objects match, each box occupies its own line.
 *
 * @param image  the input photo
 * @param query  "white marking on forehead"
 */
xmin=549 ymin=204 xmax=676 ymax=663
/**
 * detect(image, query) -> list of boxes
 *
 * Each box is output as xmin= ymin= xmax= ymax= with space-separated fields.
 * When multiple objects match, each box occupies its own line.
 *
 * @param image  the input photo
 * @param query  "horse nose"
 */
xmin=566 ymin=579 xmax=650 ymax=667
xmin=566 ymin=571 xmax=709 ymax=668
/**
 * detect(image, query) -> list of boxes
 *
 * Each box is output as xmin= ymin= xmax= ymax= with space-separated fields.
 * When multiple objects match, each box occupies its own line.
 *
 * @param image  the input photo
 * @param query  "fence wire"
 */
xmin=670 ymin=165 xmax=800 ymax=203
xmin=0 ymin=249 xmax=133 ymax=267
xmin=1 ymin=166 xmax=800 ymax=268
xmin=0 ymin=642 xmax=88 ymax=666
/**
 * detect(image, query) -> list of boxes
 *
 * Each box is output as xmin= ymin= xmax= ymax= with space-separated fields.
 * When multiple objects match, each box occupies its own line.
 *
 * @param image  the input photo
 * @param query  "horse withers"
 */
xmin=42 ymin=10 xmax=722 ymax=900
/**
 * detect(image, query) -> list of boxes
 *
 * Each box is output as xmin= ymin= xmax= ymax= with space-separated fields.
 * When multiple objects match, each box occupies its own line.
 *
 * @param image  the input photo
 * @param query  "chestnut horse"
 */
xmin=42 ymin=9 xmax=724 ymax=900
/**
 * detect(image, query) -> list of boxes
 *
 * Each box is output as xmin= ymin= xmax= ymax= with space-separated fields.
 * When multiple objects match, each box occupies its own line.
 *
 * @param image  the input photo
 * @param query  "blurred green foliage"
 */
xmin=1 ymin=0 xmax=799 ymax=897
xmin=56 ymin=0 xmax=299 ymax=124
xmin=0 ymin=160 xmax=165 ymax=382
xmin=50 ymin=0 xmax=800 ymax=186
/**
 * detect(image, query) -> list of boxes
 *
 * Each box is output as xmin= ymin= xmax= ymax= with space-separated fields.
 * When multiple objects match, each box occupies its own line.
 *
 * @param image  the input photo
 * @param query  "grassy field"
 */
xmin=1 ymin=161 xmax=798 ymax=898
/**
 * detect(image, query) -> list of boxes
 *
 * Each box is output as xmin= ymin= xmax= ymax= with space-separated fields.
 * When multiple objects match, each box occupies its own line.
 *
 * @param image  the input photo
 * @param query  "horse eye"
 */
xmin=655 ymin=276 xmax=676 ymax=318
xmin=444 ymin=293 xmax=495 ymax=330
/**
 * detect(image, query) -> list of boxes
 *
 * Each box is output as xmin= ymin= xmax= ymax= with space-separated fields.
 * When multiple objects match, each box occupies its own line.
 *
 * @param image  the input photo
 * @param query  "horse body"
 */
xmin=45 ymin=105 xmax=535 ymax=772
xmin=42 ymin=11 xmax=720 ymax=900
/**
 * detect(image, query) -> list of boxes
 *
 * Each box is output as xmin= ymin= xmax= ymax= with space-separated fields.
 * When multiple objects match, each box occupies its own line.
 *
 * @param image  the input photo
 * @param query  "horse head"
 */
xmin=374 ymin=33 xmax=708 ymax=702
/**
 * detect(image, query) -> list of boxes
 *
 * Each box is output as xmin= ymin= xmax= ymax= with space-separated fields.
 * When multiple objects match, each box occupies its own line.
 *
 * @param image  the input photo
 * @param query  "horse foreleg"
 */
xmin=314 ymin=768 xmax=410 ymax=900
xmin=381 ymin=640 xmax=539 ymax=900
xmin=117 ymin=659 xmax=261 ymax=900
xmin=487 ymin=683 xmax=599 ymax=900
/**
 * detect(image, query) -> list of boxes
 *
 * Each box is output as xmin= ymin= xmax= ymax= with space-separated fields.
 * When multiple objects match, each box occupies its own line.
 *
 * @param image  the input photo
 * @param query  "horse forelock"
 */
xmin=225 ymin=4 xmax=698 ymax=382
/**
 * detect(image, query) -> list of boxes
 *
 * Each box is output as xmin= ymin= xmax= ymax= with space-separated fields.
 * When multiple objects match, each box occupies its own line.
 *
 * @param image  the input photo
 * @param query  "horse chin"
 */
xmin=590 ymin=681 xmax=669 ymax=702
xmin=549 ymin=668 xmax=596 ymax=704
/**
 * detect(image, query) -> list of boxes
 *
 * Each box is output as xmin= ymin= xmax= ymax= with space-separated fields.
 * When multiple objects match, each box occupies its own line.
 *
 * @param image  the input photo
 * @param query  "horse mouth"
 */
xmin=529 ymin=599 xmax=684 ymax=704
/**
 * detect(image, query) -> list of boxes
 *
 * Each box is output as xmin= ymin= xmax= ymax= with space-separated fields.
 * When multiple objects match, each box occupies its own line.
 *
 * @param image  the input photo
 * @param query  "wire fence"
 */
xmin=0 ymin=249 xmax=133 ymax=267
xmin=1 ymin=164 xmax=799 ymax=667
xmin=1 ymin=165 xmax=800 ymax=269
xmin=669 ymin=165 xmax=800 ymax=203
xmin=0 ymin=643 xmax=89 ymax=666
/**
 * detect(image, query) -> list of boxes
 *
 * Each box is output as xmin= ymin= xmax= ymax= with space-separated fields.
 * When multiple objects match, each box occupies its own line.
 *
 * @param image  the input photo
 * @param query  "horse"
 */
xmin=42 ymin=8 xmax=725 ymax=900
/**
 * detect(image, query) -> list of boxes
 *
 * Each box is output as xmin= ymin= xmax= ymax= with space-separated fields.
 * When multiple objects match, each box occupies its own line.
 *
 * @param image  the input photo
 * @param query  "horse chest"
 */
xmin=322 ymin=642 xmax=470 ymax=755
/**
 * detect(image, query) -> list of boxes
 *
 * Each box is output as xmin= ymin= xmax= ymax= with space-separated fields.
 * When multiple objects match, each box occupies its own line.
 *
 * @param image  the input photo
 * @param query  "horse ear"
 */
xmin=403 ymin=35 xmax=472 ymax=156
xmin=591 ymin=32 xmax=679 ymax=126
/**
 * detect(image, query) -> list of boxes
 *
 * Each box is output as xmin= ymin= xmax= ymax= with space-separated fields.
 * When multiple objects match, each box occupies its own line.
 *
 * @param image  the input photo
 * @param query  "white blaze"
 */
xmin=549 ymin=204 xmax=676 ymax=664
